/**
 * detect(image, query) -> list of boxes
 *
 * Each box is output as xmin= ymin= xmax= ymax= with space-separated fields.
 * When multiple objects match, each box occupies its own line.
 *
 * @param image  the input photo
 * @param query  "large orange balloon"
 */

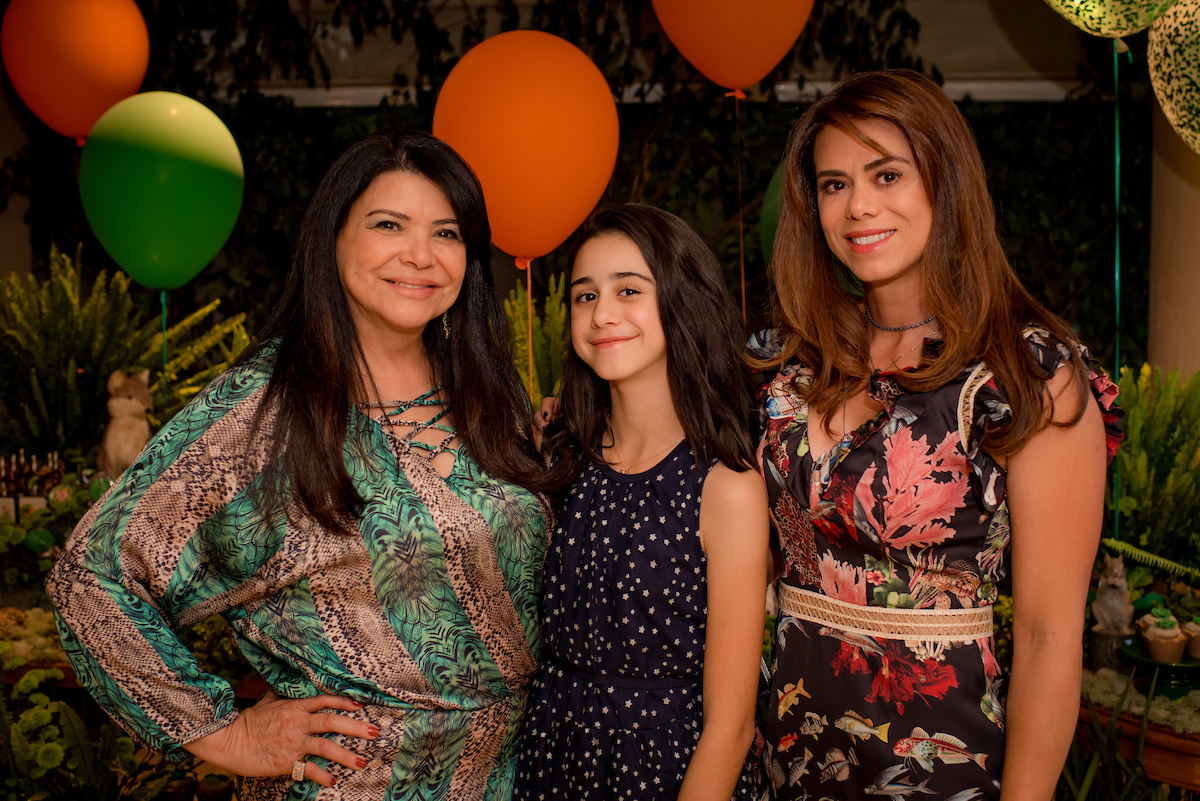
xmin=651 ymin=0 xmax=814 ymax=91
xmin=433 ymin=31 xmax=619 ymax=259
xmin=2 ymin=0 xmax=149 ymax=143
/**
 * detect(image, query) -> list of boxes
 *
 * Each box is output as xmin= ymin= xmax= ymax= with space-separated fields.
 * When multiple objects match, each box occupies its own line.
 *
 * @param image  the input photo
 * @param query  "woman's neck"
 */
xmin=606 ymin=372 xmax=686 ymax=468
xmin=862 ymin=282 xmax=932 ymax=331
xmin=355 ymin=331 xmax=434 ymax=403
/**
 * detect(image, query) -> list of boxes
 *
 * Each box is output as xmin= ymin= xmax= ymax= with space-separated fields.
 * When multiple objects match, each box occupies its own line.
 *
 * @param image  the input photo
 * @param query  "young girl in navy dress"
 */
xmin=513 ymin=204 xmax=770 ymax=801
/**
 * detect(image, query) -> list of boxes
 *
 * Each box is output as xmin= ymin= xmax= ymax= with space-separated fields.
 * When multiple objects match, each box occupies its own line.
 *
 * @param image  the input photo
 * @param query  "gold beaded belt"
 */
xmin=776 ymin=583 xmax=993 ymax=643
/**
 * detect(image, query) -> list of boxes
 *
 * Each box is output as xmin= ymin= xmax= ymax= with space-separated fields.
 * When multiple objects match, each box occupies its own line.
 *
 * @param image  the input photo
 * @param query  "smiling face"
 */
xmin=569 ymin=233 xmax=667 ymax=386
xmin=335 ymin=169 xmax=467 ymax=348
xmin=813 ymin=119 xmax=933 ymax=294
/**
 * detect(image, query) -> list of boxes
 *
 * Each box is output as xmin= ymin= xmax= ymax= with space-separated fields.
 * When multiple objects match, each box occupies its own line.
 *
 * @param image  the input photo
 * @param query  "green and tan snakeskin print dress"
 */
xmin=47 ymin=348 xmax=549 ymax=801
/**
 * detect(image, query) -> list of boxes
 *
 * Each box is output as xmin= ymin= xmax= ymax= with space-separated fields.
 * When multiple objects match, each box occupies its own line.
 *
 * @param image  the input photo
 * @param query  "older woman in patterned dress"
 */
xmin=48 ymin=129 xmax=554 ymax=800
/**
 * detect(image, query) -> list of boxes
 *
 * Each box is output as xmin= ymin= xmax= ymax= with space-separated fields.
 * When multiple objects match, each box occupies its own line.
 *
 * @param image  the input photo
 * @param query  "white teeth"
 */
xmin=850 ymin=231 xmax=894 ymax=245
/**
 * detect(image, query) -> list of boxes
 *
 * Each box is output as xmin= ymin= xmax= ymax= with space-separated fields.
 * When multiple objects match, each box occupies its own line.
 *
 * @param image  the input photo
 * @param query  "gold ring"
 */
xmin=291 ymin=760 xmax=306 ymax=781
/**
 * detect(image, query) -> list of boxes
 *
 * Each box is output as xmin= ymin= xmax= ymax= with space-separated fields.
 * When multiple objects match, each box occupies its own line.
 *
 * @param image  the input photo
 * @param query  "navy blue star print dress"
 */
xmin=513 ymin=441 xmax=759 ymax=800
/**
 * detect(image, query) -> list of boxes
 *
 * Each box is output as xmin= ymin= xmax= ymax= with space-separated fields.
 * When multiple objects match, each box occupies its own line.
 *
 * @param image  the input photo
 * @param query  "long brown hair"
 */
xmin=764 ymin=69 xmax=1089 ymax=455
xmin=238 ymin=128 xmax=551 ymax=533
xmin=546 ymin=204 xmax=756 ymax=490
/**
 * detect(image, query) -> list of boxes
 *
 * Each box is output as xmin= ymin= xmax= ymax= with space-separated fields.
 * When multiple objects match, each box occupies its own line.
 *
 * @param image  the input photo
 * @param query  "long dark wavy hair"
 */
xmin=238 ymin=127 xmax=550 ymax=532
xmin=762 ymin=69 xmax=1090 ymax=454
xmin=546 ymin=204 xmax=756 ymax=489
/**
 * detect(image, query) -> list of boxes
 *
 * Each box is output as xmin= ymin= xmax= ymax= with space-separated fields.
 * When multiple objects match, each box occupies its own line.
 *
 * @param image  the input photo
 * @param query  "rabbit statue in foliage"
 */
xmin=98 ymin=369 xmax=152 ymax=479
xmin=1092 ymin=554 xmax=1135 ymax=635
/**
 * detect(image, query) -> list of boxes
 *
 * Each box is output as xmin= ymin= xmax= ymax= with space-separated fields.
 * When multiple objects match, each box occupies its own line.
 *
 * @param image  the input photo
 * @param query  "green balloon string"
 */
xmin=160 ymin=290 xmax=168 ymax=413
xmin=1112 ymin=42 xmax=1130 ymax=542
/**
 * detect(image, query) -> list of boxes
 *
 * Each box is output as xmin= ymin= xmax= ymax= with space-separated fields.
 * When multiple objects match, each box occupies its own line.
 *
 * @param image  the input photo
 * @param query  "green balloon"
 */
xmin=79 ymin=92 xmax=244 ymax=290
xmin=760 ymin=159 xmax=786 ymax=264
xmin=1043 ymin=0 xmax=1178 ymax=37
xmin=1150 ymin=0 xmax=1200 ymax=154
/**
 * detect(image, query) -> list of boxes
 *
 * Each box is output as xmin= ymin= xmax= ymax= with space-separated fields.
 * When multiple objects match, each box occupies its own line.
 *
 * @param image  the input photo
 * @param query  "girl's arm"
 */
xmin=1000 ymin=365 xmax=1106 ymax=801
xmin=678 ymin=463 xmax=771 ymax=801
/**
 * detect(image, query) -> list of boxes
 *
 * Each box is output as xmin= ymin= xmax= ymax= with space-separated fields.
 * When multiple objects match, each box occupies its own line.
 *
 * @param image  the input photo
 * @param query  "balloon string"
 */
xmin=732 ymin=93 xmax=746 ymax=323
xmin=1112 ymin=41 xmax=1122 ymax=542
xmin=160 ymin=290 xmax=169 ymax=412
xmin=516 ymin=257 xmax=534 ymax=399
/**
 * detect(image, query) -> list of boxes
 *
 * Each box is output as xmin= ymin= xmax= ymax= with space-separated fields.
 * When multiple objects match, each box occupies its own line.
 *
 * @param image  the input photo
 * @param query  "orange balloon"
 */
xmin=651 ymin=0 xmax=814 ymax=91
xmin=433 ymin=31 xmax=619 ymax=259
xmin=2 ymin=0 xmax=149 ymax=143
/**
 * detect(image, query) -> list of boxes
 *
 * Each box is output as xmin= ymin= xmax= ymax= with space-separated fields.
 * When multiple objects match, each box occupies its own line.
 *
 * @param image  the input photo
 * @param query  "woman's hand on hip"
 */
xmin=183 ymin=691 xmax=379 ymax=788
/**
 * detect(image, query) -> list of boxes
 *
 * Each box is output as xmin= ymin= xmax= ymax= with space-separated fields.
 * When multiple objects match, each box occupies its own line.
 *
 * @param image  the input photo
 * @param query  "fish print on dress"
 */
xmin=513 ymin=441 xmax=759 ymax=800
xmin=750 ymin=327 xmax=1123 ymax=799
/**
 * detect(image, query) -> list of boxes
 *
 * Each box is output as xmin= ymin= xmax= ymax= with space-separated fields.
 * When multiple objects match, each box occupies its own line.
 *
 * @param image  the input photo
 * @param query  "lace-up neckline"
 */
xmin=357 ymin=385 xmax=456 ymax=462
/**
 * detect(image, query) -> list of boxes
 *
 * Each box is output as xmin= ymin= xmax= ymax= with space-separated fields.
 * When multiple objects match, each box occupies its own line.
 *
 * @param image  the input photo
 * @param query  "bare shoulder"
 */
xmin=1043 ymin=360 xmax=1098 ymax=426
xmin=701 ymin=462 xmax=768 ymax=510
xmin=698 ymin=462 xmax=769 ymax=559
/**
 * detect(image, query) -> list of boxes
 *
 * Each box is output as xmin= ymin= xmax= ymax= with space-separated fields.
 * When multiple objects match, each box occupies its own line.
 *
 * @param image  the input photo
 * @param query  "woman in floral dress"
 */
xmin=752 ymin=70 xmax=1122 ymax=800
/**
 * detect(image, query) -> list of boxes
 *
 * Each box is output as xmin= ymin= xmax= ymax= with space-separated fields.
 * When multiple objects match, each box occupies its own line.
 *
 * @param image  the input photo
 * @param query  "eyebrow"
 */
xmin=816 ymin=154 xmax=910 ymax=179
xmin=364 ymin=209 xmax=459 ymax=225
xmin=570 ymin=270 xmax=655 ymax=288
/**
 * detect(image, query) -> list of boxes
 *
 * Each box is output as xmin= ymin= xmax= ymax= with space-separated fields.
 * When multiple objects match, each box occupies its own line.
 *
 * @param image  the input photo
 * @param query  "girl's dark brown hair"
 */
xmin=238 ymin=127 xmax=551 ymax=532
xmin=764 ymin=69 xmax=1089 ymax=454
xmin=546 ymin=203 xmax=756 ymax=490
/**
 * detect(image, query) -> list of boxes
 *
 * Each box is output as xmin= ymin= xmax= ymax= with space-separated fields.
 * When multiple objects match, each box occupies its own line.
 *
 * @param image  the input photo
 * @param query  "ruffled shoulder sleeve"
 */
xmin=962 ymin=326 xmax=1124 ymax=511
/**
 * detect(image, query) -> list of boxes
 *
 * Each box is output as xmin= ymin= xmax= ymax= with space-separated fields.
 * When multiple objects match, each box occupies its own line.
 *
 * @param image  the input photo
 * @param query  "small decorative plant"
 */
xmin=1103 ymin=364 xmax=1200 ymax=573
xmin=0 ymin=651 xmax=178 ymax=800
xmin=0 ymin=476 xmax=109 ymax=595
xmin=0 ymin=245 xmax=249 ymax=455
xmin=504 ymin=273 xmax=568 ymax=409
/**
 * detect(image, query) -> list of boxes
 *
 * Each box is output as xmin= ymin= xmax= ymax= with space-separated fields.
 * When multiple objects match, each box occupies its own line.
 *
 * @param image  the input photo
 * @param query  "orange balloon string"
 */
xmin=516 ymin=256 xmax=534 ymax=399
xmin=732 ymin=93 xmax=746 ymax=323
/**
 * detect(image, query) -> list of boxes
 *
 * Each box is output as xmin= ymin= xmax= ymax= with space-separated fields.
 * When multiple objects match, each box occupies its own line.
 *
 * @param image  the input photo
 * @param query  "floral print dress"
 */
xmin=750 ymin=328 xmax=1122 ymax=800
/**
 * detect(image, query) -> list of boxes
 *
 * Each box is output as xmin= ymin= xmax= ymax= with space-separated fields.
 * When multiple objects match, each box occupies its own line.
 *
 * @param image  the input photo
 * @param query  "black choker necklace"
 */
xmin=865 ymin=303 xmax=937 ymax=332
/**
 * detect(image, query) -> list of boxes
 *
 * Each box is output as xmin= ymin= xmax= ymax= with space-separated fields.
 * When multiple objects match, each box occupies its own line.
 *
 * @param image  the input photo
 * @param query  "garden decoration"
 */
xmin=96 ymin=369 xmax=152 ymax=480
xmin=1093 ymin=553 xmax=1137 ymax=671
xmin=651 ymin=0 xmax=813 ymax=321
xmin=0 ymin=0 xmax=149 ymax=145
xmin=1149 ymin=0 xmax=1200 ymax=154
xmin=0 ymin=245 xmax=249 ymax=455
xmin=433 ymin=30 xmax=618 ymax=396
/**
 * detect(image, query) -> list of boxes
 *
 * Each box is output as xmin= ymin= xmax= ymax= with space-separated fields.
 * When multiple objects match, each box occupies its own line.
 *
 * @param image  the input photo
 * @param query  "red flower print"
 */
xmin=830 ymin=640 xmax=872 ymax=676
xmin=866 ymin=641 xmax=959 ymax=715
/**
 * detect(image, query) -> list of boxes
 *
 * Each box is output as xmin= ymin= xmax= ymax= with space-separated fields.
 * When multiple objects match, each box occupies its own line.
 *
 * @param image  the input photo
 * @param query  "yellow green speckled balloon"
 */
xmin=1043 ymin=0 xmax=1178 ymax=37
xmin=1149 ymin=0 xmax=1200 ymax=154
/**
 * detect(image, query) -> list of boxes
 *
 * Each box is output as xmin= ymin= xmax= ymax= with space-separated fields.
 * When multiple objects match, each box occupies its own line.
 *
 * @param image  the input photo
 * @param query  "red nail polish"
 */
xmin=356 ymin=757 xmax=367 ymax=769
xmin=368 ymin=726 xmax=380 ymax=738
xmin=331 ymin=779 xmax=337 ymax=787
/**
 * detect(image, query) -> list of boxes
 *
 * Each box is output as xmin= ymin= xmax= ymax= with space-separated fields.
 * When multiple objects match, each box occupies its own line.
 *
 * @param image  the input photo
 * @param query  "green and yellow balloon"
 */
xmin=1043 ymin=0 xmax=1178 ymax=37
xmin=1149 ymin=0 xmax=1200 ymax=154
xmin=80 ymin=92 xmax=244 ymax=290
